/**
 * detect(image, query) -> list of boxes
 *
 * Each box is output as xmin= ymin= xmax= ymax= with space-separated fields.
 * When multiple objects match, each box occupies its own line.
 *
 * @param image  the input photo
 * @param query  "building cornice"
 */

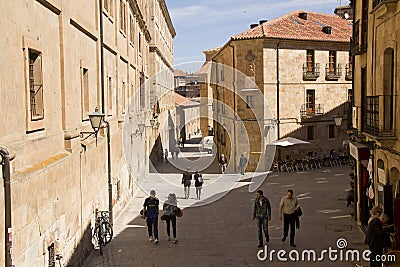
xmin=149 ymin=45 xmax=173 ymax=68
xmin=128 ymin=0 xmax=151 ymax=42
xmin=158 ymin=0 xmax=176 ymax=37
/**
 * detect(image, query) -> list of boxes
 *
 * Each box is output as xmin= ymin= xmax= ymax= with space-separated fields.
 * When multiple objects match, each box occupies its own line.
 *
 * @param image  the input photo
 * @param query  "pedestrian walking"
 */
xmin=219 ymin=154 xmax=227 ymax=174
xmin=164 ymin=149 xmax=169 ymax=163
xmin=279 ymin=189 xmax=299 ymax=247
xmin=174 ymin=144 xmax=179 ymax=159
xmin=143 ymin=190 xmax=160 ymax=244
xmin=239 ymin=154 xmax=248 ymax=175
xmin=253 ymin=190 xmax=271 ymax=248
xmin=181 ymin=168 xmax=192 ymax=199
xmin=162 ymin=193 xmax=179 ymax=243
xmin=365 ymin=213 xmax=392 ymax=267
xmin=194 ymin=170 xmax=204 ymax=200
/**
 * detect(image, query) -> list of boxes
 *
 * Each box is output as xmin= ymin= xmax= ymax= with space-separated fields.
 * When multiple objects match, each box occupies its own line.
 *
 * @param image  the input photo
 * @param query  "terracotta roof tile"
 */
xmin=174 ymin=69 xmax=187 ymax=77
xmin=174 ymin=92 xmax=198 ymax=106
xmin=233 ymin=10 xmax=351 ymax=43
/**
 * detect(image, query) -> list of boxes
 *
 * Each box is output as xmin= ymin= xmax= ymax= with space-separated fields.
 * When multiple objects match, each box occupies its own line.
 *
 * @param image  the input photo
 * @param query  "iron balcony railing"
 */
xmin=300 ymin=103 xmax=324 ymax=117
xmin=364 ymin=95 xmax=397 ymax=138
xmin=302 ymin=63 xmax=320 ymax=81
xmin=345 ymin=63 xmax=352 ymax=81
xmin=325 ymin=63 xmax=342 ymax=80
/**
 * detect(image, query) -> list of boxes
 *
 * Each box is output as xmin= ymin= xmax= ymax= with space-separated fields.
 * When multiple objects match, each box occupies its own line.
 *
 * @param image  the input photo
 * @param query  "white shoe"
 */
xmin=154 ymin=239 xmax=159 ymax=244
xmin=149 ymin=236 xmax=153 ymax=242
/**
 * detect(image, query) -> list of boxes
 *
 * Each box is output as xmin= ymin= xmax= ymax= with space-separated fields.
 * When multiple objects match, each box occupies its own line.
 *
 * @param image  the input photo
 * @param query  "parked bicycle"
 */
xmin=92 ymin=210 xmax=113 ymax=255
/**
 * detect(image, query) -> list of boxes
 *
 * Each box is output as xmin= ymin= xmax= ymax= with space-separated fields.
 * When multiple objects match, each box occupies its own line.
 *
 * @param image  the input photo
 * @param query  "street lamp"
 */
xmin=131 ymin=123 xmax=145 ymax=138
xmin=333 ymin=114 xmax=343 ymax=128
xmin=80 ymin=107 xmax=106 ymax=143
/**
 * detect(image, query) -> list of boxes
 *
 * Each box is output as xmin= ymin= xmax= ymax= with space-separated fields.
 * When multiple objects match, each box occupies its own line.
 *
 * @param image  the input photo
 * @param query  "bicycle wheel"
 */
xmin=101 ymin=221 xmax=113 ymax=244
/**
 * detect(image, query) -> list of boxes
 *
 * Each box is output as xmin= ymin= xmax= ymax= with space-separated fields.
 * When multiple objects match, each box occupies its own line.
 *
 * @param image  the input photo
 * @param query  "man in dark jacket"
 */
xmin=365 ymin=213 xmax=390 ymax=267
xmin=143 ymin=190 xmax=159 ymax=244
xmin=181 ymin=168 xmax=192 ymax=199
xmin=253 ymin=190 xmax=272 ymax=248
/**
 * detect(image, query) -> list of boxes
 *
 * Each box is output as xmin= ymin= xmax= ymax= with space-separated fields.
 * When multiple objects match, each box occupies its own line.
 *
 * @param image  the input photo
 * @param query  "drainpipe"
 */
xmin=276 ymin=42 xmax=280 ymax=139
xmin=99 ymin=0 xmax=105 ymax=112
xmin=98 ymin=0 xmax=112 ymax=224
xmin=105 ymin=121 xmax=113 ymax=225
xmin=0 ymin=148 xmax=14 ymax=267
xmin=276 ymin=42 xmax=281 ymax=161
xmin=229 ymin=41 xmax=237 ymax=173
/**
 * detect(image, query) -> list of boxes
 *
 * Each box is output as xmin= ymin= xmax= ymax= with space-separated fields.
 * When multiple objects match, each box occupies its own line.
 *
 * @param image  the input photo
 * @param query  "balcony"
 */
xmin=364 ymin=95 xmax=397 ymax=139
xmin=345 ymin=63 xmax=352 ymax=81
xmin=300 ymin=104 xmax=324 ymax=118
xmin=351 ymin=21 xmax=367 ymax=55
xmin=302 ymin=63 xmax=320 ymax=81
xmin=325 ymin=64 xmax=342 ymax=80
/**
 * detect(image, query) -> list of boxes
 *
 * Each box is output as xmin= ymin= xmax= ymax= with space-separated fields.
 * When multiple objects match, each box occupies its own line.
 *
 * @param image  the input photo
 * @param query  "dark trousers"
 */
xmin=146 ymin=217 xmax=158 ymax=239
xmin=257 ymin=217 xmax=269 ymax=244
xmin=369 ymin=248 xmax=383 ymax=267
xmin=166 ymin=215 xmax=177 ymax=238
xmin=283 ymin=213 xmax=296 ymax=243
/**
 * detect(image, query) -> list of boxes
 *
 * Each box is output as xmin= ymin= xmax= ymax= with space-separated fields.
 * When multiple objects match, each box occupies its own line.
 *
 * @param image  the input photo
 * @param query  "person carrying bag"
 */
xmin=162 ymin=193 xmax=179 ymax=243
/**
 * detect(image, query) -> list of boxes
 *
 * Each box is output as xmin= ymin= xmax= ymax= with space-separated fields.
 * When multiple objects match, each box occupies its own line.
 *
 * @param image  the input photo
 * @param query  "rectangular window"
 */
xmin=81 ymin=68 xmax=89 ymax=120
xmin=328 ymin=51 xmax=337 ymax=71
xmin=306 ymin=89 xmax=315 ymax=113
xmin=246 ymin=95 xmax=254 ymax=108
xmin=328 ymin=124 xmax=335 ymax=139
xmin=108 ymin=76 xmax=113 ymax=111
xmin=120 ymin=0 xmax=126 ymax=33
xmin=29 ymin=49 xmax=44 ymax=121
xmin=348 ymin=89 xmax=353 ymax=103
xmin=129 ymin=15 xmax=134 ymax=44
xmin=306 ymin=50 xmax=314 ymax=72
xmin=140 ymin=76 xmax=145 ymax=109
xmin=138 ymin=32 xmax=142 ymax=54
xmin=122 ymin=81 xmax=126 ymax=114
xmin=307 ymin=126 xmax=315 ymax=140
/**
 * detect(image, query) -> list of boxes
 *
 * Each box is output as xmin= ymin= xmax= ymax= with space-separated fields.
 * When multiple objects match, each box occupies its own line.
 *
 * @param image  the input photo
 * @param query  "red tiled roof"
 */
xmin=233 ymin=10 xmax=352 ymax=43
xmin=174 ymin=69 xmax=187 ymax=77
xmin=174 ymin=92 xmax=198 ymax=107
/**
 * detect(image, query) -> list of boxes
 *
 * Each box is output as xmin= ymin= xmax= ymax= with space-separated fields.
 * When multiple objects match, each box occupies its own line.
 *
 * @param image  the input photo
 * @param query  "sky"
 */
xmin=165 ymin=0 xmax=350 ymax=73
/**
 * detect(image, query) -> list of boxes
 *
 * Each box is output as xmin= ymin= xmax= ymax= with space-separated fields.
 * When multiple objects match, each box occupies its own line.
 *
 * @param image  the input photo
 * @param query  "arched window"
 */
xmin=383 ymin=48 xmax=394 ymax=131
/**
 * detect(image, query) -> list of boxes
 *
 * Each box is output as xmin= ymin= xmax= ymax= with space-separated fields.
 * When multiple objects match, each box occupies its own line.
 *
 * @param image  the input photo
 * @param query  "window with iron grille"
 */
xmin=306 ymin=89 xmax=315 ymax=112
xmin=29 ymin=49 xmax=44 ymax=121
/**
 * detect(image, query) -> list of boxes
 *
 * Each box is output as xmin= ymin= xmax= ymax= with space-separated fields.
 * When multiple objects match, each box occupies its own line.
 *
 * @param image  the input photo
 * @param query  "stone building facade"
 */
xmin=351 ymin=0 xmax=400 ymax=246
xmin=210 ymin=10 xmax=352 ymax=172
xmin=0 ymin=0 xmax=175 ymax=265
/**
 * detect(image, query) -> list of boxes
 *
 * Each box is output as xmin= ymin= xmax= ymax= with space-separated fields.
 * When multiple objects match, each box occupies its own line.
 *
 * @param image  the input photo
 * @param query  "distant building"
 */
xmin=174 ymin=93 xmax=200 ymax=141
xmin=208 ymin=10 xmax=352 ymax=172
xmin=174 ymin=69 xmax=201 ymax=98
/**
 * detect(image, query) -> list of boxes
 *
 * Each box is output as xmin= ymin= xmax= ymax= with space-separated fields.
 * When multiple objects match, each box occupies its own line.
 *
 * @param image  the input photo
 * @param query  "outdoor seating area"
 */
xmin=272 ymin=151 xmax=349 ymax=172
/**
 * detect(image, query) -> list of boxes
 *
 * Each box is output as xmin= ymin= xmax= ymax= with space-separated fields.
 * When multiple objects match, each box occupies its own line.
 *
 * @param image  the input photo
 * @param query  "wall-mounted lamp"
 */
xmin=132 ymin=123 xmax=145 ymax=138
xmin=80 ymin=107 xmax=106 ymax=145
xmin=333 ymin=114 xmax=343 ymax=128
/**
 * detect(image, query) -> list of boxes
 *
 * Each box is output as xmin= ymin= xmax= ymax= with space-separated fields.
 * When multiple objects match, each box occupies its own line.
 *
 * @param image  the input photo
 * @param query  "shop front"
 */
xmin=349 ymin=142 xmax=370 ymax=229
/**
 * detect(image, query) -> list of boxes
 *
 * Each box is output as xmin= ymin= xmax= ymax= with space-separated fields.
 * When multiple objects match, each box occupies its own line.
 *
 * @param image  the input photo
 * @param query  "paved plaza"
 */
xmin=84 ymin=140 xmax=369 ymax=267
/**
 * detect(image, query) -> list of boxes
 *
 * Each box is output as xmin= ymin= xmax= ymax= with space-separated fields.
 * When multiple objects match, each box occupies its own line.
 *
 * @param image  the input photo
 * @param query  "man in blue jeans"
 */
xmin=253 ymin=190 xmax=271 ymax=248
xmin=143 ymin=190 xmax=159 ymax=244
